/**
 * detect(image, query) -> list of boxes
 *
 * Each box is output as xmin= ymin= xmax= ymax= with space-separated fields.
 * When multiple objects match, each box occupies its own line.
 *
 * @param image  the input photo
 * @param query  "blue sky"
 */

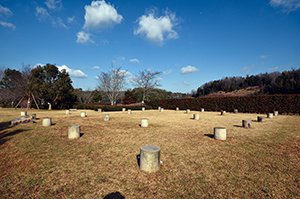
xmin=0 ymin=0 xmax=300 ymax=93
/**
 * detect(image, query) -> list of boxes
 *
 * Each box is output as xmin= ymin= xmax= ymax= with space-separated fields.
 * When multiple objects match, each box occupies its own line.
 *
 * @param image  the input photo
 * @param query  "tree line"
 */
xmin=193 ymin=68 xmax=300 ymax=97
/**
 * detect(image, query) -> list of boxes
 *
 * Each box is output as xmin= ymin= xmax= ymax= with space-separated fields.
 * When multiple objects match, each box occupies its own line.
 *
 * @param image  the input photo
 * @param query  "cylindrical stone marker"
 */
xmin=257 ymin=116 xmax=263 ymax=122
xmin=42 ymin=118 xmax=52 ymax=127
xmin=128 ymin=109 xmax=132 ymax=114
xmin=140 ymin=145 xmax=160 ymax=173
xmin=242 ymin=120 xmax=251 ymax=128
xmin=158 ymin=107 xmax=161 ymax=111
xmin=142 ymin=107 xmax=145 ymax=111
xmin=140 ymin=118 xmax=149 ymax=127
xmin=234 ymin=109 xmax=238 ymax=113
xmin=104 ymin=114 xmax=110 ymax=121
xmin=160 ymin=108 xmax=164 ymax=112
xmin=98 ymin=108 xmax=102 ymax=112
xmin=221 ymin=110 xmax=226 ymax=115
xmin=80 ymin=112 xmax=86 ymax=118
xmin=66 ymin=110 xmax=70 ymax=115
xmin=176 ymin=107 xmax=179 ymax=111
xmin=20 ymin=111 xmax=27 ymax=116
xmin=186 ymin=109 xmax=190 ymax=113
xmin=68 ymin=125 xmax=80 ymax=139
xmin=267 ymin=113 xmax=274 ymax=118
xmin=31 ymin=114 xmax=36 ymax=120
xmin=193 ymin=114 xmax=200 ymax=120
xmin=122 ymin=108 xmax=126 ymax=112
xmin=201 ymin=108 xmax=204 ymax=112
xmin=214 ymin=127 xmax=227 ymax=140
xmin=274 ymin=111 xmax=278 ymax=116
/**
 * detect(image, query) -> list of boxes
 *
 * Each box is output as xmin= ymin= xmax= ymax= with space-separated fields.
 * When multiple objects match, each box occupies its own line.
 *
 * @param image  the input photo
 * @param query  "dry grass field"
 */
xmin=0 ymin=108 xmax=299 ymax=198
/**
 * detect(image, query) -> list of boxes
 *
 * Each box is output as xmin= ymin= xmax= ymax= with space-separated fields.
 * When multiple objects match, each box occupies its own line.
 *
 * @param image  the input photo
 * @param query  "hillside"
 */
xmin=206 ymin=86 xmax=261 ymax=97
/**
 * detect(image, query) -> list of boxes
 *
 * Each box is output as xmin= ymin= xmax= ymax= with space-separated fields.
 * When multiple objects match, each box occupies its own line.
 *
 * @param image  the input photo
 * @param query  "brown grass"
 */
xmin=0 ymin=108 xmax=299 ymax=198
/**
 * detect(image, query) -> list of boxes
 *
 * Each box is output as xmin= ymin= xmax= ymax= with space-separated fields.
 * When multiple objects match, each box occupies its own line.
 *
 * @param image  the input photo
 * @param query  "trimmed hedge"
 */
xmin=146 ymin=95 xmax=300 ymax=114
xmin=75 ymin=104 xmax=151 ymax=112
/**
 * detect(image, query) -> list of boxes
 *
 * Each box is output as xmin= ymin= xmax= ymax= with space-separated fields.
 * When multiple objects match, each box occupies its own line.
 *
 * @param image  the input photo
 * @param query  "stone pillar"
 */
xmin=234 ymin=109 xmax=238 ymax=113
xmin=140 ymin=118 xmax=149 ymax=127
xmin=257 ymin=116 xmax=263 ymax=122
xmin=214 ymin=127 xmax=227 ymax=140
xmin=104 ymin=114 xmax=110 ymax=121
xmin=267 ymin=113 xmax=274 ymax=119
xmin=186 ymin=109 xmax=190 ymax=113
xmin=142 ymin=107 xmax=145 ymax=111
xmin=221 ymin=110 xmax=226 ymax=115
xmin=201 ymin=108 xmax=204 ymax=112
xmin=42 ymin=118 xmax=52 ymax=127
xmin=66 ymin=110 xmax=70 ymax=115
xmin=31 ymin=114 xmax=36 ymax=120
xmin=128 ymin=109 xmax=132 ymax=114
xmin=176 ymin=107 xmax=179 ymax=111
xmin=20 ymin=111 xmax=27 ymax=116
xmin=80 ymin=112 xmax=86 ymax=118
xmin=122 ymin=108 xmax=126 ymax=112
xmin=193 ymin=114 xmax=200 ymax=120
xmin=158 ymin=107 xmax=161 ymax=111
xmin=242 ymin=120 xmax=251 ymax=128
xmin=274 ymin=111 xmax=278 ymax=116
xmin=68 ymin=125 xmax=80 ymax=139
xmin=140 ymin=145 xmax=160 ymax=173
xmin=160 ymin=108 xmax=164 ymax=112
xmin=98 ymin=108 xmax=102 ymax=112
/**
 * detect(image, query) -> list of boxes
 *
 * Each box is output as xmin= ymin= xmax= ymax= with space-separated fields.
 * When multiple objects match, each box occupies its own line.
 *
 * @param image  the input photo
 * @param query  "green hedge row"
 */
xmin=146 ymin=95 xmax=300 ymax=114
xmin=75 ymin=104 xmax=151 ymax=112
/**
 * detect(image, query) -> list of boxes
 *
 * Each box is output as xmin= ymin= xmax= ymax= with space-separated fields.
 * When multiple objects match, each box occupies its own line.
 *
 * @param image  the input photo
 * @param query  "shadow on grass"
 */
xmin=204 ymin=134 xmax=214 ymax=139
xmin=80 ymin=132 xmax=84 ymax=137
xmin=103 ymin=191 xmax=125 ymax=199
xmin=0 ymin=121 xmax=11 ymax=131
xmin=0 ymin=128 xmax=29 ymax=145
xmin=136 ymin=154 xmax=140 ymax=167
xmin=233 ymin=125 xmax=243 ymax=128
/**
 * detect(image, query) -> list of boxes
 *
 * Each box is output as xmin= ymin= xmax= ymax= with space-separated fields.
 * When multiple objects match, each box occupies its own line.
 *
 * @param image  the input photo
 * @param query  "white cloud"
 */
xmin=35 ymin=6 xmax=51 ymax=20
xmin=134 ymin=10 xmax=178 ymax=44
xmin=129 ymin=58 xmax=140 ymax=64
xmin=92 ymin=66 xmax=100 ymax=69
xmin=67 ymin=16 xmax=75 ymax=23
xmin=76 ymin=31 xmax=93 ymax=44
xmin=180 ymin=65 xmax=199 ymax=74
xmin=83 ymin=0 xmax=123 ymax=30
xmin=0 ymin=21 xmax=16 ymax=30
xmin=0 ymin=4 xmax=13 ymax=16
xmin=45 ymin=0 xmax=62 ymax=10
xmin=270 ymin=0 xmax=300 ymax=12
xmin=57 ymin=65 xmax=87 ymax=78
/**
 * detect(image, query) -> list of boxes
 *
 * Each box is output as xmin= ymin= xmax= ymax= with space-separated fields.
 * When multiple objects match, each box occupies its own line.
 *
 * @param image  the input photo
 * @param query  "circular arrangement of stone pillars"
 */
xmin=140 ymin=118 xmax=149 ymax=127
xmin=242 ymin=120 xmax=251 ymax=128
xmin=193 ymin=114 xmax=200 ymax=120
xmin=42 ymin=117 xmax=52 ymax=127
xmin=257 ymin=116 xmax=264 ymax=122
xmin=140 ymin=145 xmax=160 ymax=173
xmin=80 ymin=112 xmax=87 ymax=118
xmin=68 ymin=125 xmax=80 ymax=139
xmin=214 ymin=127 xmax=227 ymax=140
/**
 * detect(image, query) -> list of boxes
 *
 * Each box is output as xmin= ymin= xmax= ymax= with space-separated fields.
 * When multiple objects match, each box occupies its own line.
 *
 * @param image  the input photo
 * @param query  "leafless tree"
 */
xmin=75 ymin=89 xmax=99 ymax=104
xmin=132 ymin=69 xmax=161 ymax=102
xmin=97 ymin=68 xmax=126 ymax=105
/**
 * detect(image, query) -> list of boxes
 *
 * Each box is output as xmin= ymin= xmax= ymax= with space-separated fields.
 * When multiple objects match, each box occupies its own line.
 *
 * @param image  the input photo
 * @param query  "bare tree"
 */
xmin=132 ymin=69 xmax=161 ymax=102
xmin=97 ymin=67 xmax=126 ymax=105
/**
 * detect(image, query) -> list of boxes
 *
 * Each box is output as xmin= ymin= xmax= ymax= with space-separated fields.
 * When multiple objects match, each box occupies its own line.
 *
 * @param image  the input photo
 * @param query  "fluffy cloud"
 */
xmin=129 ymin=58 xmax=140 ymax=64
xmin=270 ymin=0 xmax=300 ymax=12
xmin=35 ymin=6 xmax=51 ymax=20
xmin=0 ymin=21 xmax=16 ymax=30
xmin=45 ymin=0 xmax=62 ymax=10
xmin=180 ymin=65 xmax=199 ymax=74
xmin=0 ymin=4 xmax=13 ymax=16
xmin=134 ymin=11 xmax=178 ymax=44
xmin=83 ymin=0 xmax=123 ymax=30
xmin=57 ymin=65 xmax=87 ymax=78
xmin=35 ymin=5 xmax=68 ymax=29
xmin=76 ymin=31 xmax=93 ymax=44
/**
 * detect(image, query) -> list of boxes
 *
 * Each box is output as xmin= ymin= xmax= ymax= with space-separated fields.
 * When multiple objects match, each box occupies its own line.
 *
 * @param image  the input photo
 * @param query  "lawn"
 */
xmin=0 ymin=108 xmax=299 ymax=198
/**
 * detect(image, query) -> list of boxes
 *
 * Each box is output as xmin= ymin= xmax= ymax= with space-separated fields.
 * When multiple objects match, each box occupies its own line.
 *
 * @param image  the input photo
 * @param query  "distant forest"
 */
xmin=193 ymin=68 xmax=300 ymax=97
